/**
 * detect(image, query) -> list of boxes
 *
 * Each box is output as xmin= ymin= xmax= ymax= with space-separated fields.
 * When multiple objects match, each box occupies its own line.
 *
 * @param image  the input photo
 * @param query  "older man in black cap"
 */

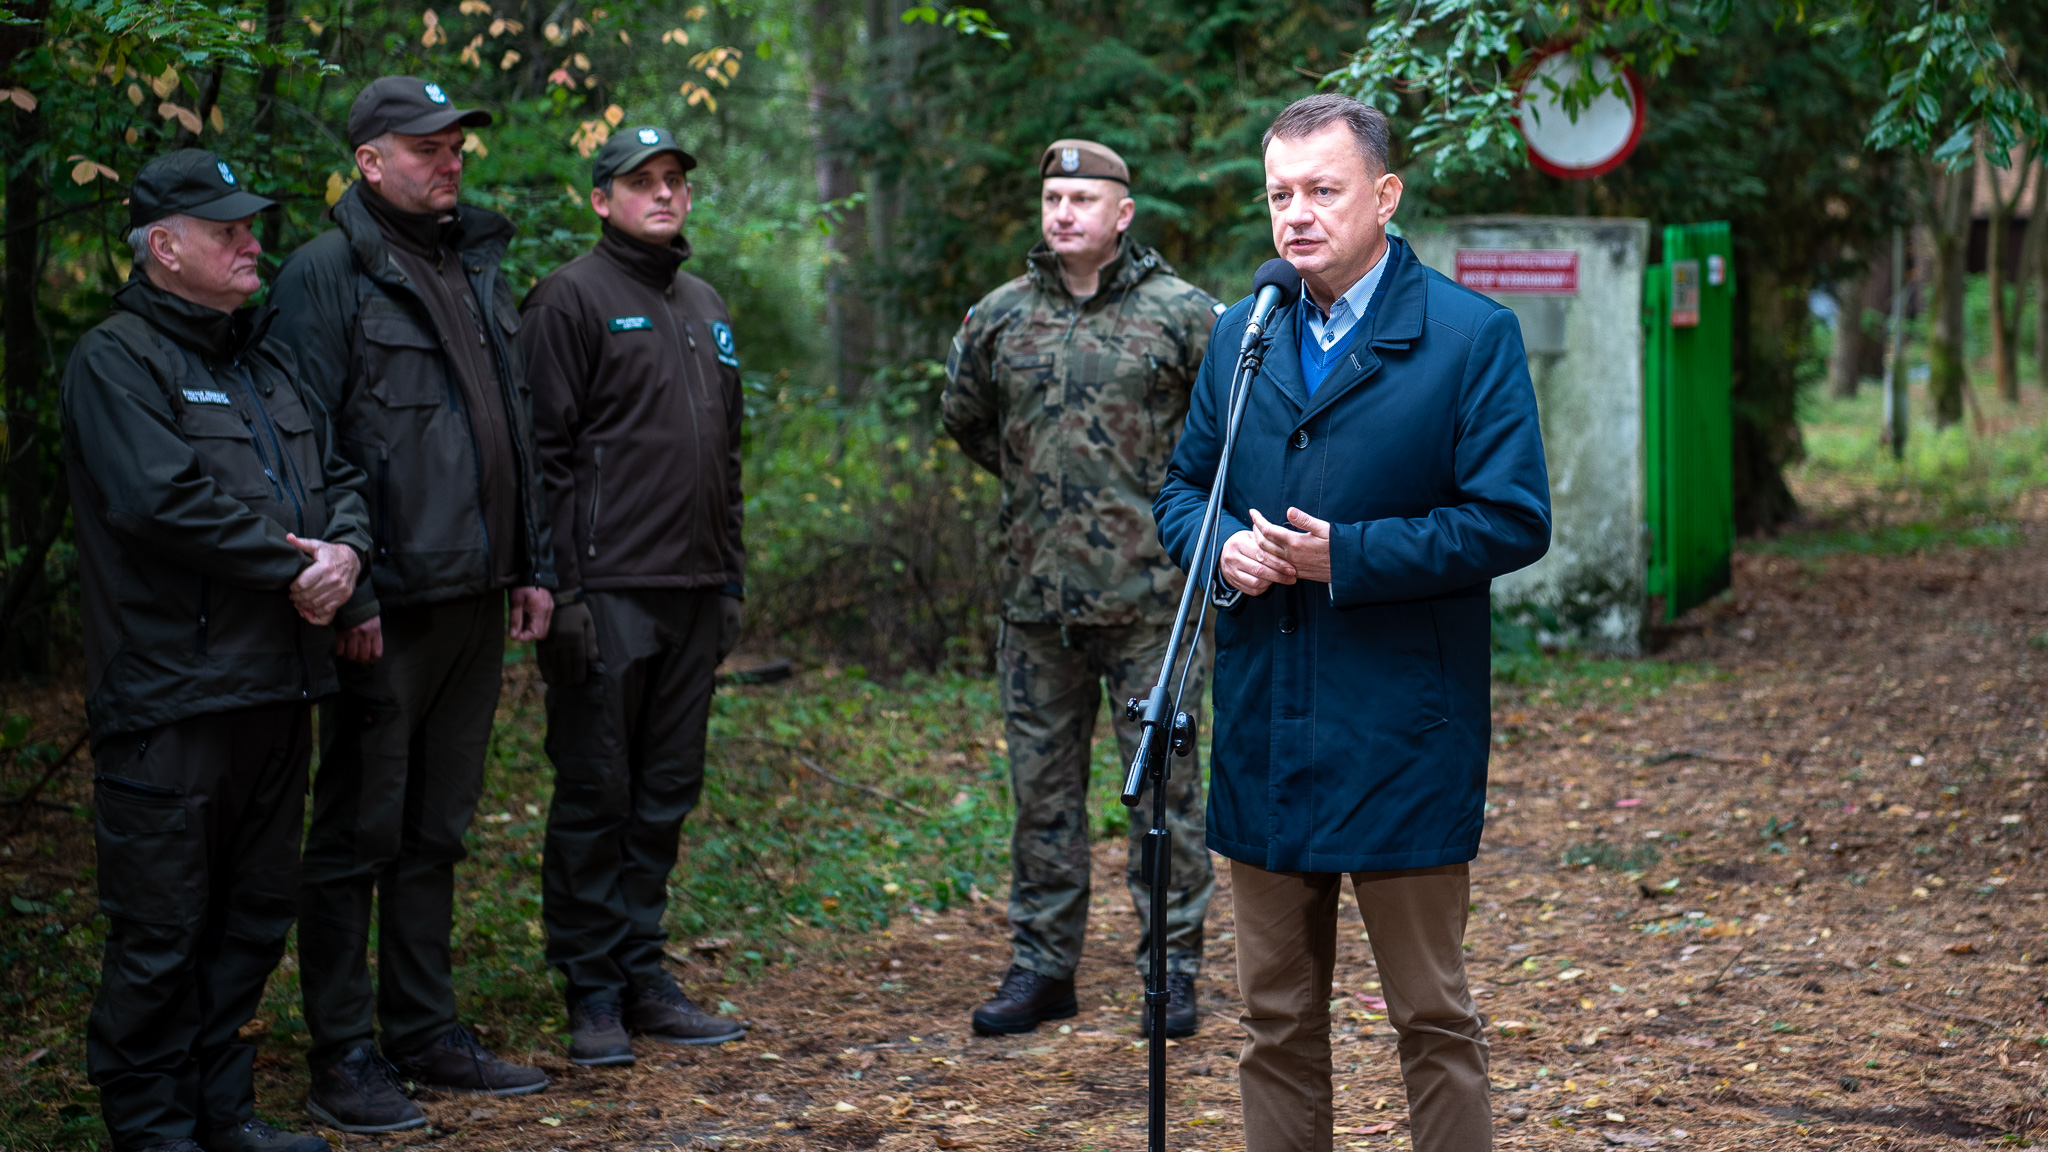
xmin=65 ymin=149 xmax=372 ymax=1152
xmin=519 ymin=125 xmax=747 ymax=1065
xmin=270 ymin=77 xmax=556 ymax=1129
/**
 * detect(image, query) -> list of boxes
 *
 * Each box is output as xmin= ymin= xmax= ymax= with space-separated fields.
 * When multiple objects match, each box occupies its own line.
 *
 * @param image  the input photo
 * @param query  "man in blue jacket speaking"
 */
xmin=1154 ymin=93 xmax=1551 ymax=1152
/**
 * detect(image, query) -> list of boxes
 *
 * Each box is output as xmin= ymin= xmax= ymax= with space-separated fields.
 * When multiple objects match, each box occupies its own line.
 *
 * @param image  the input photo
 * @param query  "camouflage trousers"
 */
xmin=999 ymin=620 xmax=1215 ymax=979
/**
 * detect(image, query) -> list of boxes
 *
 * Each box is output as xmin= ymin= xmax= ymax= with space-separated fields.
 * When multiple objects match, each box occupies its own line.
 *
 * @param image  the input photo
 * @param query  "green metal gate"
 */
xmin=1643 ymin=222 xmax=1735 ymax=620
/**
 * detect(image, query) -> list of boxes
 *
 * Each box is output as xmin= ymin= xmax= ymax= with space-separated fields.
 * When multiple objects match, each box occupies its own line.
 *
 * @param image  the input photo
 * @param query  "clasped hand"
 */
xmin=286 ymin=534 xmax=360 ymax=627
xmin=1219 ymin=507 xmax=1333 ymax=597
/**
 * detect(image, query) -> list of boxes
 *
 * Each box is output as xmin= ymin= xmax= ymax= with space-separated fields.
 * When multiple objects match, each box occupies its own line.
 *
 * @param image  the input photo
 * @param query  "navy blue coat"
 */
xmin=1154 ymin=236 xmax=1551 ymax=874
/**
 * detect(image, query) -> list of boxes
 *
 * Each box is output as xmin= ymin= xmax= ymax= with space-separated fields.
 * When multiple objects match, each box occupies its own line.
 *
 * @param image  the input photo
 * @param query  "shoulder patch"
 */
xmin=1212 ymin=301 xmax=1227 ymax=316
xmin=710 ymin=320 xmax=739 ymax=367
xmin=608 ymin=316 xmax=652 ymax=332
xmin=182 ymin=388 xmax=232 ymax=406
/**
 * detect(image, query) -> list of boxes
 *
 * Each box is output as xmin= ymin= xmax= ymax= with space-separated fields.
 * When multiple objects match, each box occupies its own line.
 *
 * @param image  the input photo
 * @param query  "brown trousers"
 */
xmin=1231 ymin=859 xmax=1490 ymax=1152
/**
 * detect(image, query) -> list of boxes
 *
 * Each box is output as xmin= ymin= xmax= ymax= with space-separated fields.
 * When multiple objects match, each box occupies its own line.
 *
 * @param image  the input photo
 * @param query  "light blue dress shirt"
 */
xmin=1302 ymin=246 xmax=1390 ymax=356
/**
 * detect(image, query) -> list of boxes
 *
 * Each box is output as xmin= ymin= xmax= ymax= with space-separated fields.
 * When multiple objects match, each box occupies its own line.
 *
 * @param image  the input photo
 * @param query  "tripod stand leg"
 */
xmin=1143 ymin=819 xmax=1170 ymax=1151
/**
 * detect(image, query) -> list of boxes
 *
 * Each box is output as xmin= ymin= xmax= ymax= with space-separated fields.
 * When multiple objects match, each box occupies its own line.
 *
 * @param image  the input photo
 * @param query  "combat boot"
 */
xmin=305 ymin=1043 xmax=425 ymax=1133
xmin=568 ymin=995 xmax=635 ymax=1066
xmin=970 ymin=966 xmax=1078 ymax=1035
xmin=203 ymin=1118 xmax=331 ymax=1152
xmin=627 ymin=980 xmax=746 ymax=1045
xmin=391 ymin=1025 xmax=548 ymax=1096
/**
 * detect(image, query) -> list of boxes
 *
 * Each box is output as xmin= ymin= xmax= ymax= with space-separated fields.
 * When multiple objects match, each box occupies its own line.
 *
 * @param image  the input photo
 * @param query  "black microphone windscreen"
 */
xmin=1253 ymin=258 xmax=1303 ymax=305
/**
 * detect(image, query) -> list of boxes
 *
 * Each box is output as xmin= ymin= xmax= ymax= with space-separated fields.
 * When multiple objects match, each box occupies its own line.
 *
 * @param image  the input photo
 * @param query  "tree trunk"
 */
xmin=1986 ymin=147 xmax=2033 ymax=404
xmin=1828 ymin=258 xmax=1889 ymax=398
xmin=2023 ymin=157 xmax=2048 ymax=393
xmin=253 ymin=0 xmax=289 ymax=254
xmin=806 ymin=0 xmax=872 ymax=399
xmin=1730 ymin=254 xmax=1802 ymax=535
xmin=1926 ymin=163 xmax=1972 ymax=427
xmin=2 ymin=0 xmax=51 ymax=674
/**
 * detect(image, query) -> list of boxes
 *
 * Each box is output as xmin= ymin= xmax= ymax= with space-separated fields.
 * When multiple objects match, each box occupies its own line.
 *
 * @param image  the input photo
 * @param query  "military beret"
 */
xmin=1039 ymin=139 xmax=1129 ymax=186
xmin=128 ymin=149 xmax=275 ymax=231
xmin=592 ymin=125 xmax=698 ymax=186
xmin=348 ymin=75 xmax=492 ymax=147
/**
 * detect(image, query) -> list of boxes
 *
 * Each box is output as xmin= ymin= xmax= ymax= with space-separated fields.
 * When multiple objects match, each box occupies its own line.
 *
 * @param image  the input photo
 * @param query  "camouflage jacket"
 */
xmin=942 ymin=238 xmax=1220 ymax=626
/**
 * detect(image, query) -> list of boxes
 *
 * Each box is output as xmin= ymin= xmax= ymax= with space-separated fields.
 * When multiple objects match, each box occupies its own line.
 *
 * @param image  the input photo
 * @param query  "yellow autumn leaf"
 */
xmin=208 ymin=105 xmax=224 ymax=132
xmin=71 ymin=159 xmax=101 ymax=184
xmin=325 ymin=171 xmax=349 ymax=205
xmin=662 ymin=28 xmax=688 ymax=45
xmin=571 ymin=17 xmax=591 ymax=35
xmin=2 ymin=87 xmax=35 ymax=111
xmin=462 ymin=131 xmax=489 ymax=157
xmin=543 ymin=21 xmax=562 ymax=43
xmin=150 ymin=67 xmax=179 ymax=99
xmin=126 ymin=82 xmax=143 ymax=106
xmin=684 ymin=4 xmax=707 ymax=17
xmin=500 ymin=49 xmax=521 ymax=69
xmin=159 ymin=102 xmax=201 ymax=134
xmin=124 ymin=127 xmax=139 ymax=144
xmin=488 ymin=17 xmax=506 ymax=35
xmin=617 ymin=29 xmax=630 ymax=43
xmin=422 ymin=8 xmax=439 ymax=26
xmin=572 ymin=52 xmax=590 ymax=70
xmin=603 ymin=104 xmax=624 ymax=126
xmin=458 ymin=0 xmax=489 ymax=13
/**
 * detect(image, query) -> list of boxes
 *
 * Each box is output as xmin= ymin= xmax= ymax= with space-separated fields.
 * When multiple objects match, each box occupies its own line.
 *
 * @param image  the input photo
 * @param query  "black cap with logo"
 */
xmin=128 ymin=149 xmax=276 ymax=231
xmin=347 ymin=75 xmax=493 ymax=147
xmin=591 ymin=125 xmax=697 ymax=186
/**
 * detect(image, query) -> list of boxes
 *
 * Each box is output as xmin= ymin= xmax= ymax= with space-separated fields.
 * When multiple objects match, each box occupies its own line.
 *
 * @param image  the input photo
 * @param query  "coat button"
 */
xmin=1279 ymin=614 xmax=1297 ymax=634
xmin=1292 ymin=429 xmax=1310 ymax=449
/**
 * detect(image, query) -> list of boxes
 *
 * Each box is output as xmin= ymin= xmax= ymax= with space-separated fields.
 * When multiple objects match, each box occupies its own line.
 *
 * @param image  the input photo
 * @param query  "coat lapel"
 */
xmin=1295 ymin=236 xmax=1428 ymax=426
xmin=1253 ymin=299 xmax=1308 ymax=412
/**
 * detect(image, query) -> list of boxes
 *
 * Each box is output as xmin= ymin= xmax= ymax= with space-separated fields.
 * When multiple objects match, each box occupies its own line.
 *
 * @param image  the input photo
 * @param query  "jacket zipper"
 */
xmin=375 ymin=451 xmax=390 ymax=559
xmin=195 ymin=576 xmax=210 ymax=655
xmin=586 ymin=445 xmax=603 ymax=558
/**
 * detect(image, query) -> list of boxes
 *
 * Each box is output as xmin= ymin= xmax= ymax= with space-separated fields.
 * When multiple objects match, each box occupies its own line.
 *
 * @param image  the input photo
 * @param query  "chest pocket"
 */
xmin=359 ymin=304 xmax=447 ymax=409
xmin=996 ymin=351 xmax=1056 ymax=405
xmin=179 ymin=401 xmax=272 ymax=502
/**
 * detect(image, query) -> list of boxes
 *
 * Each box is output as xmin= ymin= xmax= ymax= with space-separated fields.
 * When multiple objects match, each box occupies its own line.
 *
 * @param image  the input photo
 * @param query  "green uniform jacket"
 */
xmin=520 ymin=226 xmax=745 ymax=598
xmin=62 ymin=277 xmax=374 ymax=740
xmin=269 ymin=183 xmax=556 ymax=622
xmin=942 ymin=238 xmax=1220 ymax=626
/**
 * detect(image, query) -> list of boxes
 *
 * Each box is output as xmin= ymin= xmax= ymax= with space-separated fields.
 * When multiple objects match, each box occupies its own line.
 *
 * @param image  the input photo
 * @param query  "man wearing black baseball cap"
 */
xmin=65 ymin=148 xmax=373 ymax=1152
xmin=270 ymin=77 xmax=556 ymax=1129
xmin=520 ymin=125 xmax=747 ymax=1064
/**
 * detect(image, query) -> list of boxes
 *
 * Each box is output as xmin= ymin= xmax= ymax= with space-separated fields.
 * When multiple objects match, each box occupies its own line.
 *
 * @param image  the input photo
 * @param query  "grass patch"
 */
xmin=1559 ymin=840 xmax=1663 ymax=873
xmin=1742 ymin=520 xmax=2023 ymax=557
xmin=1491 ymin=649 xmax=1713 ymax=713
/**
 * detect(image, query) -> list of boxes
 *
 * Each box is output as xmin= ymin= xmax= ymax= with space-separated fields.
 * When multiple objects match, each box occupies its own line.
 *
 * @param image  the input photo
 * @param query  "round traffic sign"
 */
xmin=1513 ymin=49 xmax=1647 ymax=180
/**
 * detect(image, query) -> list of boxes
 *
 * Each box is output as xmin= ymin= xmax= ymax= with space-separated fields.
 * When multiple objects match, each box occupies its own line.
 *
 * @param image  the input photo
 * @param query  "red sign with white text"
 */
xmin=1454 ymin=249 xmax=1580 ymax=296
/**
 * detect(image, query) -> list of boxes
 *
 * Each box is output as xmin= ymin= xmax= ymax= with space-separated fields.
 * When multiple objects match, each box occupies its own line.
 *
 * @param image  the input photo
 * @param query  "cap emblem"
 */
xmin=637 ymin=128 xmax=661 ymax=145
xmin=424 ymin=82 xmax=448 ymax=104
xmin=1059 ymin=147 xmax=1079 ymax=173
xmin=216 ymin=161 xmax=237 ymax=185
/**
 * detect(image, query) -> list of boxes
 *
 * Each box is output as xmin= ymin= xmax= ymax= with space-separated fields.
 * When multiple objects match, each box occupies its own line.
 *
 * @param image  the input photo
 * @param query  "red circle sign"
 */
xmin=1512 ymin=48 xmax=1647 ymax=180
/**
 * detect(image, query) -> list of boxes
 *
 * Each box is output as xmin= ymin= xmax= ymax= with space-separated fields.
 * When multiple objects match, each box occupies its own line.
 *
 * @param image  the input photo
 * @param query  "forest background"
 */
xmin=0 ymin=0 xmax=2041 ymax=678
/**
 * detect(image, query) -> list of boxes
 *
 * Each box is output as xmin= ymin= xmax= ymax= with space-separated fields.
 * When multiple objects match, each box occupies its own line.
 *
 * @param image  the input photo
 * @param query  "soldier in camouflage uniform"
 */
xmin=942 ymin=139 xmax=1222 ymax=1038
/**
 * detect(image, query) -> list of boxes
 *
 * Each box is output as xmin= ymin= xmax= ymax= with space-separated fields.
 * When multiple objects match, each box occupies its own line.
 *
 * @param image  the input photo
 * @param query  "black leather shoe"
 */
xmin=1139 ymin=973 xmax=1200 ymax=1039
xmin=203 ymin=1119 xmax=330 ymax=1152
xmin=970 ymin=966 xmax=1078 ymax=1036
xmin=627 ymin=981 xmax=746 ymax=1045
xmin=392 ymin=1025 xmax=548 ymax=1096
xmin=305 ymin=1044 xmax=426 ymax=1133
xmin=568 ymin=996 xmax=636 ymax=1066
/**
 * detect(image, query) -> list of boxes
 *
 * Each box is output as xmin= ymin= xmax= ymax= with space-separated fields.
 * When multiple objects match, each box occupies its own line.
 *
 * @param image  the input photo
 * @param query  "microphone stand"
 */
xmin=1120 ymin=306 xmax=1278 ymax=1152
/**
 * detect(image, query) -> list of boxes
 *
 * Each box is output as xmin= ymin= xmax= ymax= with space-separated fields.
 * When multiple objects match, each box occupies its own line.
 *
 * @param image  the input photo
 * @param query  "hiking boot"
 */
xmin=970 ymin=966 xmax=1078 ymax=1036
xmin=568 ymin=996 xmax=636 ymax=1066
xmin=391 ymin=1025 xmax=548 ymax=1096
xmin=1139 ymin=973 xmax=1201 ymax=1039
xmin=627 ymin=981 xmax=746 ymax=1045
xmin=203 ymin=1119 xmax=330 ymax=1152
xmin=305 ymin=1044 xmax=425 ymax=1134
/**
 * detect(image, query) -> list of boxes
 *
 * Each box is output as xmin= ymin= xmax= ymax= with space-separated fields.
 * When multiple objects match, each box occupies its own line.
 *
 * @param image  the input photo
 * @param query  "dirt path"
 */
xmin=327 ymin=509 xmax=2048 ymax=1152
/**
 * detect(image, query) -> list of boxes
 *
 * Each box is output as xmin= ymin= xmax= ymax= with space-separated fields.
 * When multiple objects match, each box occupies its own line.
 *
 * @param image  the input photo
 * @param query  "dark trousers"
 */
xmin=299 ymin=596 xmax=505 ymax=1066
xmin=1231 ymin=860 xmax=1489 ymax=1152
xmin=542 ymin=588 xmax=719 ymax=1004
xmin=87 ymin=703 xmax=312 ymax=1152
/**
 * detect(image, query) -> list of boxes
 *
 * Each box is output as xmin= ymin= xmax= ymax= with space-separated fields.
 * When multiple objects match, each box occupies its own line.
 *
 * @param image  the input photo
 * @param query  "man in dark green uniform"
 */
xmin=520 ymin=126 xmax=747 ymax=1065
xmin=942 ymin=140 xmax=1221 ymax=1038
xmin=269 ymin=77 xmax=556 ymax=1129
xmin=66 ymin=149 xmax=372 ymax=1152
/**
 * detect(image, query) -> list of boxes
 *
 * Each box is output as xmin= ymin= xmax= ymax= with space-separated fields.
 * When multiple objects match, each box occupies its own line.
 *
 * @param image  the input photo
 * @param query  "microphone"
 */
xmin=1237 ymin=258 xmax=1304 ymax=353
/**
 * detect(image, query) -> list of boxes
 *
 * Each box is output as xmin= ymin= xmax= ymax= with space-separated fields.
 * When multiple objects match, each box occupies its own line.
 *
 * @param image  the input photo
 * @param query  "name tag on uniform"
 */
xmin=608 ymin=316 xmax=652 ymax=333
xmin=182 ymin=388 xmax=232 ymax=405
xmin=1005 ymin=353 xmax=1054 ymax=369
xmin=710 ymin=320 xmax=739 ymax=368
